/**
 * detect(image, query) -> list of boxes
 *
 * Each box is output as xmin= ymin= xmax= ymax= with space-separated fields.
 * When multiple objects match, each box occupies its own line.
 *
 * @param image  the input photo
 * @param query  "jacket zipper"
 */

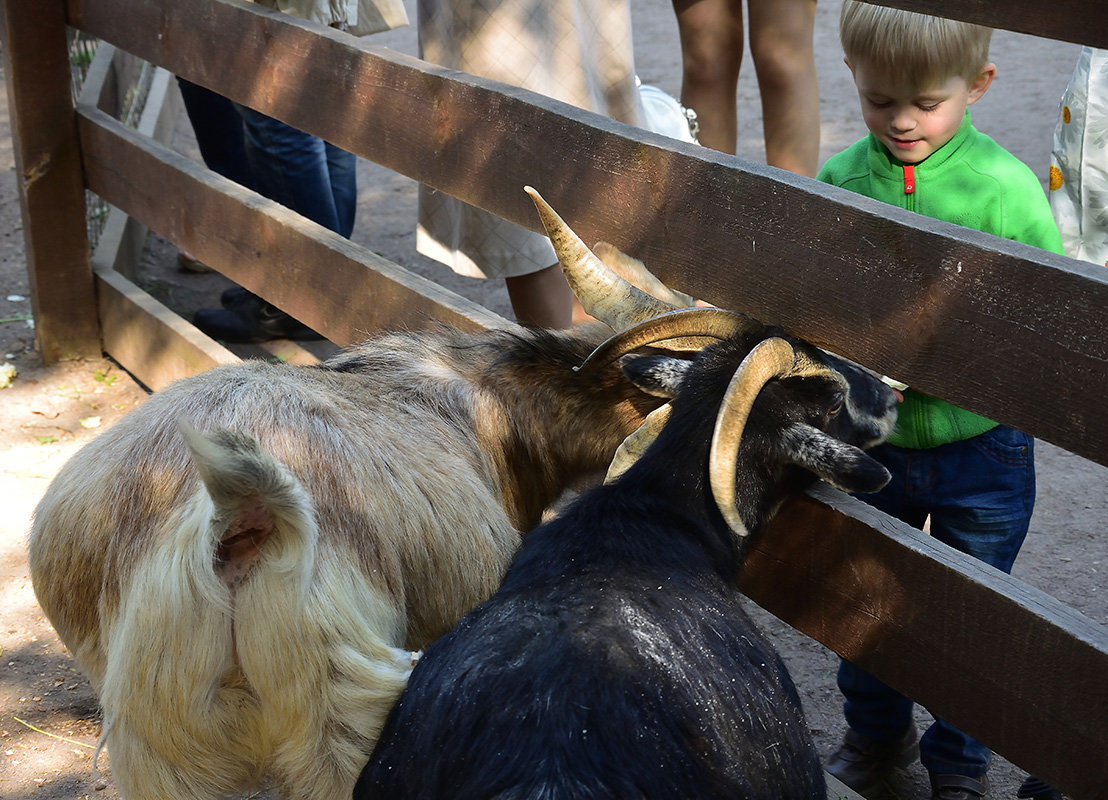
xmin=903 ymin=164 xmax=916 ymax=211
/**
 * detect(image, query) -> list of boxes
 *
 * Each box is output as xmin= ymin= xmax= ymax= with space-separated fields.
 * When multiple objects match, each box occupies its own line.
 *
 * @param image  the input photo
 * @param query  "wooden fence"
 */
xmin=3 ymin=0 xmax=1107 ymax=797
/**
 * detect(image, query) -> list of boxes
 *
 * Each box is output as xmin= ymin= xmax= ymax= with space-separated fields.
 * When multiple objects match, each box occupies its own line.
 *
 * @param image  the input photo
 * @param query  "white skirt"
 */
xmin=416 ymin=0 xmax=645 ymax=278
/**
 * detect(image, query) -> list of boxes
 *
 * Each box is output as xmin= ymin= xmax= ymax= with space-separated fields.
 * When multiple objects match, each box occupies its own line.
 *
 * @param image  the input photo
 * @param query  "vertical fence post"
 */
xmin=1 ymin=0 xmax=101 ymax=362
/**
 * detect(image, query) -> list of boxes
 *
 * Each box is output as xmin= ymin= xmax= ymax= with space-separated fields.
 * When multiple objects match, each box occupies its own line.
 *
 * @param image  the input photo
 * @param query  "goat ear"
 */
xmin=782 ymin=424 xmax=892 ymax=494
xmin=620 ymin=354 xmax=691 ymax=398
xmin=605 ymin=403 xmax=673 ymax=482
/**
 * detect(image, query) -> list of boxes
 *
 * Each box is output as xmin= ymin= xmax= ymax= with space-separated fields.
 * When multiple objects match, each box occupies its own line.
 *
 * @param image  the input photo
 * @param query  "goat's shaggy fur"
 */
xmin=29 ymin=322 xmax=666 ymax=800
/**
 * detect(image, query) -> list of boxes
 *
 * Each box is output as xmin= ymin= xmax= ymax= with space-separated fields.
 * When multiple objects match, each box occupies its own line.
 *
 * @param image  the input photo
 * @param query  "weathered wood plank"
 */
xmin=856 ymin=0 xmax=1108 ymax=49
xmin=0 ymin=0 xmax=101 ymax=361
xmin=68 ymin=0 xmax=1108 ymax=467
xmin=75 ymin=106 xmax=509 ymax=345
xmin=743 ymin=485 xmax=1108 ymax=800
xmin=74 ymin=39 xmax=231 ymax=390
xmin=83 ymin=46 xmax=185 ymax=283
xmin=94 ymin=267 xmax=239 ymax=391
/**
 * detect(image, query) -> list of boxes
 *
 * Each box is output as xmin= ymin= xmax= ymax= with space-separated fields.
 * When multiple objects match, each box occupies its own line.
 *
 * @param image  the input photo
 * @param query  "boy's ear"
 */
xmin=967 ymin=62 xmax=997 ymax=105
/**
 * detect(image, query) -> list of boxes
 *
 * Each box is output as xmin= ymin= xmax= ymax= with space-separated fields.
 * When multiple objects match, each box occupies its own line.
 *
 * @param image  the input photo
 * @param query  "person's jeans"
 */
xmin=235 ymin=104 xmax=357 ymax=238
xmin=176 ymin=78 xmax=254 ymax=189
xmin=839 ymin=424 xmax=1035 ymax=778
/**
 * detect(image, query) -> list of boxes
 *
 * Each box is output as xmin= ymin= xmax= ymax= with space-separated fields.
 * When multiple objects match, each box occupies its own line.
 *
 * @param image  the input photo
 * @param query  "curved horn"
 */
xmin=604 ymin=403 xmax=672 ymax=483
xmin=593 ymin=241 xmax=699 ymax=309
xmin=524 ymin=186 xmax=677 ymax=329
xmin=708 ymin=338 xmax=798 ymax=538
xmin=577 ymin=307 xmax=761 ymax=372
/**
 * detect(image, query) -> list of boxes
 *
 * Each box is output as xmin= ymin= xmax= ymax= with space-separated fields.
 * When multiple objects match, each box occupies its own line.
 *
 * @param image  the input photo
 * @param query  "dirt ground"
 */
xmin=1 ymin=2 xmax=1105 ymax=798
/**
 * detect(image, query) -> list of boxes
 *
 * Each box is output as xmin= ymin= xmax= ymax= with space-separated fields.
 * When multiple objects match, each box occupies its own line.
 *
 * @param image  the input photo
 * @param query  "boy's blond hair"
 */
xmin=840 ymin=0 xmax=993 ymax=86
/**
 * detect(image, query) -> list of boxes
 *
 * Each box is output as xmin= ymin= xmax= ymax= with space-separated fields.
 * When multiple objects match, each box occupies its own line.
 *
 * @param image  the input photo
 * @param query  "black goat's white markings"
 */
xmin=782 ymin=423 xmax=845 ymax=466
xmin=780 ymin=423 xmax=890 ymax=494
xmin=621 ymin=355 xmax=693 ymax=398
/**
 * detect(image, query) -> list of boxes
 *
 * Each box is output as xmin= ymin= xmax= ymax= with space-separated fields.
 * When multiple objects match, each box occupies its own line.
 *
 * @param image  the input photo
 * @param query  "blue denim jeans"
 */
xmin=839 ymin=424 xmax=1035 ymax=778
xmin=176 ymin=79 xmax=253 ymax=190
xmin=236 ymin=104 xmax=357 ymax=238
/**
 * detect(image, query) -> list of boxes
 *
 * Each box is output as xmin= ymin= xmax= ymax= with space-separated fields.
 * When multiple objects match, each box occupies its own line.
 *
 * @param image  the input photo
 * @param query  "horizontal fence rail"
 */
xmin=749 ymin=485 xmax=1108 ymax=799
xmin=68 ymin=0 xmax=1108 ymax=468
xmin=77 ymin=106 xmax=507 ymax=337
xmin=859 ymin=0 xmax=1108 ymax=48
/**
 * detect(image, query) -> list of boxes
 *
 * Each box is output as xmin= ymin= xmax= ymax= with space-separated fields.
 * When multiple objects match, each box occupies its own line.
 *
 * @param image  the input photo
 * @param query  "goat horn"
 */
xmin=577 ymin=307 xmax=760 ymax=372
xmin=709 ymin=337 xmax=798 ymax=538
xmin=604 ymin=403 xmax=672 ymax=483
xmin=524 ymin=186 xmax=677 ymax=329
xmin=593 ymin=241 xmax=699 ymax=309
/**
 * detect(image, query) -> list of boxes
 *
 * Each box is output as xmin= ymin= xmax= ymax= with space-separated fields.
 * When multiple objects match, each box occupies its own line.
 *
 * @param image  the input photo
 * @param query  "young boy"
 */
xmin=820 ymin=4 xmax=1065 ymax=800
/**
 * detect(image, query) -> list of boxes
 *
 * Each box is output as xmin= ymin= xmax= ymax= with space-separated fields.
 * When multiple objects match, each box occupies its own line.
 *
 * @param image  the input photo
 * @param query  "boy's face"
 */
xmin=846 ymin=59 xmax=996 ymax=164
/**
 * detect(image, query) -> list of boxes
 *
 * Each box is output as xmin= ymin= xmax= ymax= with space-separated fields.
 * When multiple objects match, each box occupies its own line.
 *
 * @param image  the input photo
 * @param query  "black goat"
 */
xmin=352 ymin=192 xmax=899 ymax=800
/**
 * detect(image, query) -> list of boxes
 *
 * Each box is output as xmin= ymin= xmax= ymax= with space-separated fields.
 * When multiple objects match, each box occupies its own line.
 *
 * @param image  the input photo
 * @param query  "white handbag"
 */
xmin=637 ymin=80 xmax=700 ymax=145
xmin=259 ymin=0 xmax=410 ymax=36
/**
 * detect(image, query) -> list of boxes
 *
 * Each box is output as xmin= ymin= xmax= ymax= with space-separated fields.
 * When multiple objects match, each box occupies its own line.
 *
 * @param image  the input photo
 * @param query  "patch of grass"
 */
xmin=93 ymin=368 xmax=118 ymax=386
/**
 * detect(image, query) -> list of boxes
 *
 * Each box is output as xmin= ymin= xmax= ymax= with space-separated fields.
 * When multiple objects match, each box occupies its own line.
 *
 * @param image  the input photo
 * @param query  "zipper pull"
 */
xmin=903 ymin=164 xmax=916 ymax=194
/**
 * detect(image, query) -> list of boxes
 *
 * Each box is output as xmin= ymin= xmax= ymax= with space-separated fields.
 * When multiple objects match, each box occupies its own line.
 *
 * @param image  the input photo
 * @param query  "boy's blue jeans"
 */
xmin=236 ymin=105 xmax=357 ymax=238
xmin=839 ymin=424 xmax=1035 ymax=778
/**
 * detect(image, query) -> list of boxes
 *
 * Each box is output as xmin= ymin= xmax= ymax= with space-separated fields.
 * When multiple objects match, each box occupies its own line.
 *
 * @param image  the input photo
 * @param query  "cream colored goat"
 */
xmin=30 ymin=189 xmax=722 ymax=800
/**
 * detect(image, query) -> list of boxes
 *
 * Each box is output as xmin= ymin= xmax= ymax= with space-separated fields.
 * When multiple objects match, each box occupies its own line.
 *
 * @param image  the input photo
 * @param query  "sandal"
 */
xmin=177 ymin=250 xmax=213 ymax=274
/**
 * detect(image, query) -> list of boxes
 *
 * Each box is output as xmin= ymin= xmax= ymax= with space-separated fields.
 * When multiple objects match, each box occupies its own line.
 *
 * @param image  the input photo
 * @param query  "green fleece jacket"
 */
xmin=818 ymin=113 xmax=1065 ymax=449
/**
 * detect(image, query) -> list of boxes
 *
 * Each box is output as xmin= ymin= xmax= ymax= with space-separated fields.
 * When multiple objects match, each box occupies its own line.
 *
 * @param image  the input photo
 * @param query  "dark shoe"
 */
xmin=220 ymin=286 xmax=254 ymax=309
xmin=929 ymin=772 xmax=989 ymax=800
xmin=826 ymin=726 xmax=919 ymax=796
xmin=1017 ymin=776 xmax=1061 ymax=800
xmin=193 ymin=297 xmax=323 ymax=344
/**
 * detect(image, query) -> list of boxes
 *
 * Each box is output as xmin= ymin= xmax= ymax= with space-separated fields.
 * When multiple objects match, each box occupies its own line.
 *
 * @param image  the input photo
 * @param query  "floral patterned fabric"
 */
xmin=1050 ymin=46 xmax=1108 ymax=268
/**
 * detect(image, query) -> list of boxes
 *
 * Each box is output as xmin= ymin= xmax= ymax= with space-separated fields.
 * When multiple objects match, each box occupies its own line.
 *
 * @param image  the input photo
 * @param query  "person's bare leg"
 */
xmin=748 ymin=0 xmax=820 ymax=177
xmin=505 ymin=264 xmax=575 ymax=329
xmin=672 ymin=0 xmax=744 ymax=154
